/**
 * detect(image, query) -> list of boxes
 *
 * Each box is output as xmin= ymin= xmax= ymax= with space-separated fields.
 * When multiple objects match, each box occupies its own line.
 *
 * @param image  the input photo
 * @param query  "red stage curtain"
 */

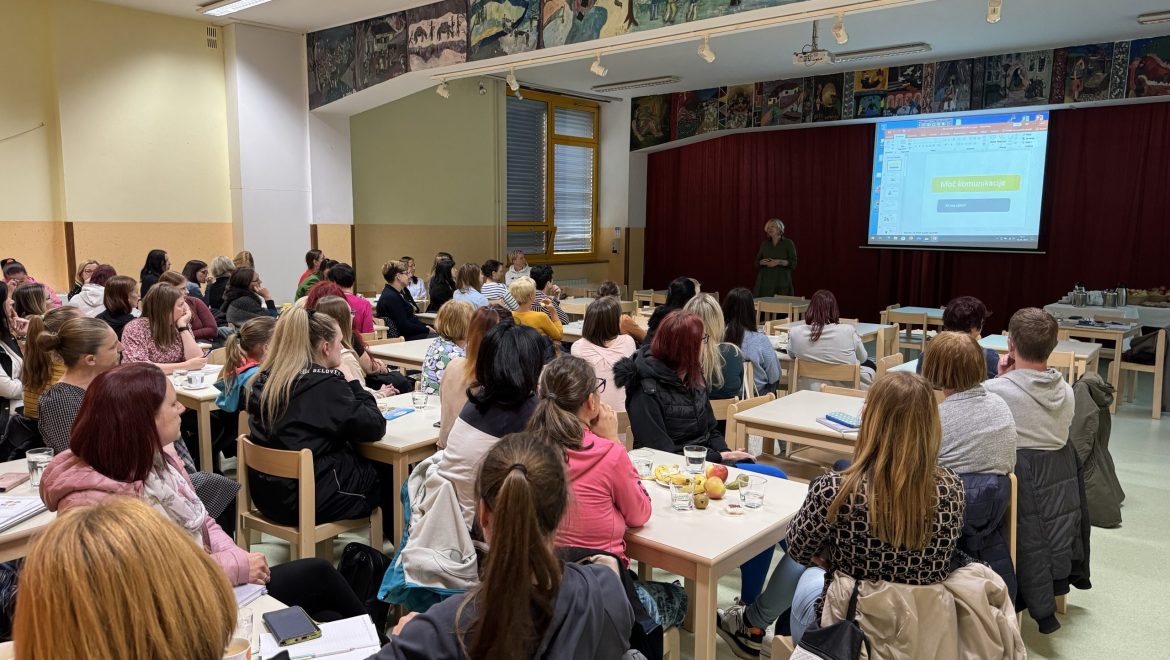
xmin=644 ymin=103 xmax=1170 ymax=333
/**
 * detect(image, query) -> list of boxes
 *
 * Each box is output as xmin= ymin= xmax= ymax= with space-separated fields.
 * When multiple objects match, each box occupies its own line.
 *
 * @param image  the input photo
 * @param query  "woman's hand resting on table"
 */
xmin=720 ymin=450 xmax=755 ymax=464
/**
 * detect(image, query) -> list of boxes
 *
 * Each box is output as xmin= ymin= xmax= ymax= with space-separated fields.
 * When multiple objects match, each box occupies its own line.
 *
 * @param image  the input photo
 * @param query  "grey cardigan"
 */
xmin=938 ymin=385 xmax=1018 ymax=475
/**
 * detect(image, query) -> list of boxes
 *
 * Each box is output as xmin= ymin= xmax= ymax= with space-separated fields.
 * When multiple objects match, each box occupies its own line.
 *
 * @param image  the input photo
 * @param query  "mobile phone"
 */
xmin=0 ymin=473 xmax=29 ymax=492
xmin=262 ymin=606 xmax=321 ymax=646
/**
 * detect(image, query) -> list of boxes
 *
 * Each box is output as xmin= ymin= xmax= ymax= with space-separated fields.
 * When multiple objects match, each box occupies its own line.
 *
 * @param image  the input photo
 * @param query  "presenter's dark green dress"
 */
xmin=753 ymin=237 xmax=797 ymax=297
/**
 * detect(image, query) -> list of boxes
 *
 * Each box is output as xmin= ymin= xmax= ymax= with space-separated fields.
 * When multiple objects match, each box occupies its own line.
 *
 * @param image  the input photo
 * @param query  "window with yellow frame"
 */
xmin=505 ymin=88 xmax=599 ymax=263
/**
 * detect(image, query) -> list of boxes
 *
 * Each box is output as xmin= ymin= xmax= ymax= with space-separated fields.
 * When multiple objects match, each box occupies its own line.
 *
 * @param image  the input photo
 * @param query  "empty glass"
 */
xmin=669 ymin=482 xmax=693 ymax=511
xmin=741 ymin=476 xmax=767 ymax=509
xmin=26 ymin=448 xmax=53 ymax=488
xmin=631 ymin=452 xmax=653 ymax=479
xmin=683 ymin=445 xmax=706 ymax=474
xmin=411 ymin=390 xmax=429 ymax=410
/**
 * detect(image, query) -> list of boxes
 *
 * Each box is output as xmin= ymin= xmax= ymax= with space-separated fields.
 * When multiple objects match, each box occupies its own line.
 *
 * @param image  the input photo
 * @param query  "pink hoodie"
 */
xmin=570 ymin=334 xmax=637 ymax=413
xmin=39 ymin=450 xmax=250 ymax=586
xmin=556 ymin=429 xmax=651 ymax=564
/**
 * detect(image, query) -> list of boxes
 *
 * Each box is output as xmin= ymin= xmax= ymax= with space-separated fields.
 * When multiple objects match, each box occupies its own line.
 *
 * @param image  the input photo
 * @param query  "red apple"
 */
xmin=705 ymin=464 xmax=729 ymax=481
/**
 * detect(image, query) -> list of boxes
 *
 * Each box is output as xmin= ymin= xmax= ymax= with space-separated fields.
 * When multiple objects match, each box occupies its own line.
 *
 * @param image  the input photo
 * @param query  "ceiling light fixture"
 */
xmin=506 ymin=68 xmax=520 ymax=92
xmin=832 ymin=14 xmax=848 ymax=45
xmin=590 ymin=52 xmax=608 ymax=77
xmin=1138 ymin=11 xmax=1170 ymax=24
xmin=831 ymin=42 xmax=932 ymax=63
xmin=199 ymin=0 xmax=274 ymax=17
xmin=697 ymin=35 xmax=716 ymax=63
xmin=435 ymin=80 xmax=450 ymax=98
xmin=478 ymin=81 xmax=487 ymax=95
xmin=591 ymin=75 xmax=681 ymax=93
xmin=986 ymin=0 xmax=1002 ymax=23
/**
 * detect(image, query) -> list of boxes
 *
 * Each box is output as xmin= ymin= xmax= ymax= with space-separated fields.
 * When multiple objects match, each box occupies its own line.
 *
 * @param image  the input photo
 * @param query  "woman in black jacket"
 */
xmin=219 ymin=268 xmax=276 ymax=327
xmin=427 ymin=258 xmax=456 ymax=313
xmin=614 ymin=309 xmax=753 ymax=465
xmin=205 ymin=256 xmax=235 ymax=312
xmin=246 ymin=307 xmax=389 ymax=528
xmin=376 ymin=260 xmax=433 ymax=340
xmin=138 ymin=249 xmax=169 ymax=298
xmin=644 ymin=277 xmax=697 ymax=345
xmin=96 ymin=275 xmax=140 ymax=339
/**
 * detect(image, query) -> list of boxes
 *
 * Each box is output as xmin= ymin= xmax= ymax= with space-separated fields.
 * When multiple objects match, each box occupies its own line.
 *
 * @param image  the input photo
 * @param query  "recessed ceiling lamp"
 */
xmin=506 ymin=68 xmax=520 ymax=92
xmin=199 ymin=0 xmax=274 ymax=17
xmin=1138 ymin=11 xmax=1170 ymax=24
xmin=986 ymin=0 xmax=1002 ymax=24
xmin=832 ymin=42 xmax=932 ymax=63
xmin=590 ymin=52 xmax=608 ymax=77
xmin=832 ymin=14 xmax=849 ymax=45
xmin=591 ymin=76 xmax=680 ymax=93
xmin=435 ymin=80 xmax=450 ymax=98
xmin=697 ymin=35 xmax=716 ymax=63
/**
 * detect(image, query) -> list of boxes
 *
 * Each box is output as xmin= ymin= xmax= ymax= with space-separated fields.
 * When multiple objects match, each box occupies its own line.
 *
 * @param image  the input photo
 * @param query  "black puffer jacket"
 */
xmin=1069 ymin=373 xmax=1124 ymax=528
xmin=246 ymin=365 xmax=386 ymax=525
xmin=1014 ymin=443 xmax=1092 ymax=634
xmin=613 ymin=349 xmax=728 ymax=464
xmin=957 ymin=473 xmax=1017 ymax=604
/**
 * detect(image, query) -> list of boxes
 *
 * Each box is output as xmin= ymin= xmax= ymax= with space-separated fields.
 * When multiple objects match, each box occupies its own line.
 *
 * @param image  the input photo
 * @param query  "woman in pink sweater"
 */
xmin=38 ymin=362 xmax=366 ymax=623
xmin=530 ymin=355 xmax=687 ymax=629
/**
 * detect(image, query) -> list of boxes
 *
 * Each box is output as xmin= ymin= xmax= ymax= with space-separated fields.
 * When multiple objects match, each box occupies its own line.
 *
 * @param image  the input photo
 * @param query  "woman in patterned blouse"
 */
xmin=718 ymin=371 xmax=966 ymax=656
xmin=421 ymin=300 xmax=473 ymax=394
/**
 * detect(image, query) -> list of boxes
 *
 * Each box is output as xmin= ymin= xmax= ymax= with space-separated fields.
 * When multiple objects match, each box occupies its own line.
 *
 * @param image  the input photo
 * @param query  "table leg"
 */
xmin=1108 ymin=352 xmax=1122 ymax=414
xmin=683 ymin=578 xmax=696 ymax=632
xmin=693 ymin=565 xmax=718 ymax=660
xmin=197 ymin=402 xmax=214 ymax=473
xmin=392 ymin=456 xmax=408 ymax=548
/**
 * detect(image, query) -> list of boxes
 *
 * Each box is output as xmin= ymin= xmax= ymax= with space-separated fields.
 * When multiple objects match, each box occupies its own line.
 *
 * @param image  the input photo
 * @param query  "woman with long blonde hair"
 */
xmin=718 ymin=371 xmax=966 ymax=652
xmin=14 ymin=497 xmax=236 ymax=660
xmin=683 ymin=293 xmax=744 ymax=399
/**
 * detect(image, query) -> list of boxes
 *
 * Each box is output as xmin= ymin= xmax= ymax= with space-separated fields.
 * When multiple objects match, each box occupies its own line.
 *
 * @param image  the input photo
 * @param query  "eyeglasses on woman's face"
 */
xmin=594 ymin=377 xmax=607 ymax=394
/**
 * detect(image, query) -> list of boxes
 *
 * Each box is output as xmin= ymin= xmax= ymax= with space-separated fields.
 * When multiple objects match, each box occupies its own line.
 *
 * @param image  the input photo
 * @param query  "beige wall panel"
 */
xmin=627 ymin=228 xmax=645 ymax=291
xmin=353 ymin=224 xmax=497 ymax=295
xmin=0 ymin=221 xmax=68 ymax=290
xmin=71 ymin=222 xmax=234 ymax=284
xmin=315 ymin=224 xmax=353 ymax=265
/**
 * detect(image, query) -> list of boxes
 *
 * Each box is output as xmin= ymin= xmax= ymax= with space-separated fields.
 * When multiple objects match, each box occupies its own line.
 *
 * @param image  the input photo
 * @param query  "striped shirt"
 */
xmin=481 ymin=281 xmax=518 ymax=310
xmin=533 ymin=291 xmax=569 ymax=324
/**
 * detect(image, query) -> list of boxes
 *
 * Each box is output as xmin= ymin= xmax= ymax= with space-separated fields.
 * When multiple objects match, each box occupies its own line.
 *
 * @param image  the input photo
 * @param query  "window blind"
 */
xmin=552 ymin=143 xmax=594 ymax=253
xmin=505 ymin=96 xmax=547 ymax=223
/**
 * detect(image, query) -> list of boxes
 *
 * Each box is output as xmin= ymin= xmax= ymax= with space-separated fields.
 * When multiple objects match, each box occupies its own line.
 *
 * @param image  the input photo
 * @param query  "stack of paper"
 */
xmin=259 ymin=615 xmax=381 ymax=660
xmin=0 ymin=496 xmax=46 ymax=533
xmin=233 ymin=583 xmax=267 ymax=608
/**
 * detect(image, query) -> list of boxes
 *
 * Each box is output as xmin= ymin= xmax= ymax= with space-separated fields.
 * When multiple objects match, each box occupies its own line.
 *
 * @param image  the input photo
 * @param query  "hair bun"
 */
xmin=36 ymin=330 xmax=63 ymax=352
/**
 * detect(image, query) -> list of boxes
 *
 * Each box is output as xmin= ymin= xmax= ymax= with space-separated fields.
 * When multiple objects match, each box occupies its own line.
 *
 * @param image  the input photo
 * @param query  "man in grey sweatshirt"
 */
xmin=984 ymin=308 xmax=1074 ymax=451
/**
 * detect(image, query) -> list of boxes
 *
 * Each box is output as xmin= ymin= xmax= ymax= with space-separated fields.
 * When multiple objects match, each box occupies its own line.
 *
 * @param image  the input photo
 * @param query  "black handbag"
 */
xmin=792 ymin=580 xmax=871 ymax=660
xmin=0 ymin=415 xmax=43 ymax=462
xmin=337 ymin=542 xmax=392 ymax=640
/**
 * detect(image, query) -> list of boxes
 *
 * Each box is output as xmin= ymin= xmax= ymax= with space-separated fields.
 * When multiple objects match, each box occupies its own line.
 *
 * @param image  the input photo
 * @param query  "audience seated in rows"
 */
xmin=479 ymin=259 xmax=518 ymax=310
xmin=4 ymin=261 xmax=61 ymax=308
xmin=439 ymin=307 xmax=507 ymax=449
xmin=421 ymin=300 xmax=473 ymax=394
xmin=159 ymin=271 xmax=219 ymax=343
xmin=788 ymin=289 xmax=872 ymax=391
xmin=427 ymin=257 xmax=456 ymax=313
xmin=452 ymin=262 xmax=489 ymax=308
xmin=220 ymin=268 xmax=277 ymax=327
xmin=723 ymin=288 xmax=782 ymax=395
xmin=121 ymin=284 xmax=206 ymax=375
xmin=20 ymin=306 xmax=82 ymax=419
xmin=530 ymin=265 xmax=568 ymax=324
xmin=615 ymin=310 xmax=753 ymax=466
xmin=685 ymin=292 xmax=744 ymax=400
xmin=66 ymin=264 xmax=116 ymax=317
xmin=570 ymin=296 xmax=637 ymax=413
xmin=377 ymin=260 xmax=432 ymax=341
xmin=509 ymin=276 xmax=563 ymax=341
xmin=206 ymin=255 xmax=236 ymax=311
xmin=95 ymin=275 xmax=139 ymax=339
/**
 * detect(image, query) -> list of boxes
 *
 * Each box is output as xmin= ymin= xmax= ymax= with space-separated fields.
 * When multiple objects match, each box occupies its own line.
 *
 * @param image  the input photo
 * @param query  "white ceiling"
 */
xmin=99 ymin=0 xmax=433 ymax=33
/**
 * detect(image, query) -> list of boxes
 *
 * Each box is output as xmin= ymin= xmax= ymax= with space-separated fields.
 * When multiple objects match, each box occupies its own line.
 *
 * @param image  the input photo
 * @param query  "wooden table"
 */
xmin=367 ymin=338 xmax=433 ymax=371
xmin=978 ymin=335 xmax=1101 ymax=380
xmin=174 ymin=364 xmax=224 ymax=472
xmin=416 ymin=312 xmax=437 ymax=327
xmin=357 ymin=392 xmax=441 ymax=546
xmin=624 ymin=448 xmax=808 ymax=660
xmin=562 ymin=314 xmax=648 ymax=343
xmin=0 ymin=459 xmax=56 ymax=563
xmin=775 ymin=320 xmax=896 ymax=360
xmin=1056 ymin=321 xmax=1140 ymax=412
xmin=730 ymin=391 xmax=864 ymax=455
xmin=559 ymin=297 xmax=595 ymax=316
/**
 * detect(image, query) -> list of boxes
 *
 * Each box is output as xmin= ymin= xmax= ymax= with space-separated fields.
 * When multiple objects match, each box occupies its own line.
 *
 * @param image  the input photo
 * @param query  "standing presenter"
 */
xmin=753 ymin=218 xmax=797 ymax=297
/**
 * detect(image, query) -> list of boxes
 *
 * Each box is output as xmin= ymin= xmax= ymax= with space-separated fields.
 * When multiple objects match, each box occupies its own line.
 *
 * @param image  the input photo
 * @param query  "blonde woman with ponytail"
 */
xmin=214 ymin=316 xmax=275 ymax=414
xmin=684 ymin=293 xmax=744 ymax=400
xmin=529 ymin=356 xmax=687 ymax=630
xmin=373 ymin=432 xmax=635 ymax=660
xmin=20 ymin=306 xmax=83 ymax=419
xmin=717 ymin=372 xmax=966 ymax=651
xmin=245 ymin=307 xmax=389 ymax=528
xmin=35 ymin=317 xmax=122 ymax=451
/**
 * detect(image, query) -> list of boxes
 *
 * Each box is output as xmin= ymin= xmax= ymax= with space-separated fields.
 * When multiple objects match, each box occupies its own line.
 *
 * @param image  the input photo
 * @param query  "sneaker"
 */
xmin=760 ymin=621 xmax=776 ymax=659
xmin=716 ymin=604 xmax=764 ymax=659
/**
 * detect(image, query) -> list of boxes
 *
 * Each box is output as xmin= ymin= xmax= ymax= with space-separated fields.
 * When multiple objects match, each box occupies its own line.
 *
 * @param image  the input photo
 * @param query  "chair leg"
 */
xmin=664 ymin=626 xmax=681 ymax=660
xmin=637 ymin=560 xmax=651 ymax=581
xmin=369 ymin=507 xmax=384 ymax=553
xmin=1055 ymin=594 xmax=1067 ymax=614
xmin=316 ymin=538 xmax=335 ymax=562
xmin=1153 ymin=371 xmax=1164 ymax=420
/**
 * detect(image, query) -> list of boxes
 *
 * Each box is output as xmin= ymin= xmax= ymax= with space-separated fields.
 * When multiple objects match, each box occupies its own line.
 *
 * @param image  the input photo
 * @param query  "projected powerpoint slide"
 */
xmin=867 ymin=112 xmax=1049 ymax=250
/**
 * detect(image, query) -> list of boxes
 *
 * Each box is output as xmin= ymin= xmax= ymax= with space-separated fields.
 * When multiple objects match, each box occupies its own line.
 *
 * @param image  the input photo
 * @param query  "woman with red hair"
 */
xmin=613 ymin=310 xmax=753 ymax=465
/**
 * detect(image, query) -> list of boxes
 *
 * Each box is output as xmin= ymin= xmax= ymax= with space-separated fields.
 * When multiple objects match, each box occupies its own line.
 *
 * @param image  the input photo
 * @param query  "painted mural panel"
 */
xmin=983 ymin=49 xmax=1053 ymax=109
xmin=406 ymin=0 xmax=469 ymax=71
xmin=630 ymin=94 xmax=672 ymax=149
xmin=755 ymin=79 xmax=806 ymax=126
xmin=1127 ymin=36 xmax=1170 ymax=98
xmin=811 ymin=74 xmax=843 ymax=122
xmin=632 ymin=0 xmax=801 ymax=32
xmin=355 ymin=14 xmax=409 ymax=89
xmin=673 ymin=88 xmax=720 ymax=139
xmin=541 ymin=0 xmax=630 ymax=48
xmin=884 ymin=63 xmax=929 ymax=116
xmin=469 ymin=0 xmax=540 ymax=60
xmin=308 ymin=24 xmax=356 ymax=109
xmin=934 ymin=59 xmax=973 ymax=113
xmin=1059 ymin=43 xmax=1114 ymax=103
xmin=719 ymin=84 xmax=755 ymax=129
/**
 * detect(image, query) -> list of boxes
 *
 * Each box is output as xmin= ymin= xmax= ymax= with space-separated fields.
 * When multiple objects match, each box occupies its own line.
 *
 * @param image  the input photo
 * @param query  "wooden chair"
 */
xmin=633 ymin=289 xmax=654 ymax=309
xmin=360 ymin=331 xmax=377 ymax=343
xmin=756 ymin=301 xmax=799 ymax=326
xmin=876 ymin=353 xmax=904 ymax=377
xmin=371 ymin=324 xmax=388 ymax=340
xmin=236 ymin=436 xmax=382 ymax=560
xmin=1047 ymin=351 xmax=1077 ymax=383
xmin=620 ymin=424 xmax=634 ymax=451
xmin=726 ymin=393 xmax=776 ymax=452
xmin=617 ymin=300 xmax=637 ymax=314
xmin=367 ymin=336 xmax=405 ymax=346
xmin=788 ymin=359 xmax=860 ymax=394
xmin=710 ymin=397 xmax=740 ymax=421
xmin=742 ymin=361 xmax=757 ymax=399
xmin=207 ymin=347 xmax=226 ymax=365
xmin=882 ymin=304 xmax=931 ymax=357
xmin=616 ymin=411 xmax=631 ymax=449
xmin=763 ymin=319 xmax=788 ymax=336
xmin=1118 ymin=328 xmax=1166 ymax=420
xmin=818 ymin=384 xmax=866 ymax=398
xmin=876 ymin=324 xmax=899 ymax=360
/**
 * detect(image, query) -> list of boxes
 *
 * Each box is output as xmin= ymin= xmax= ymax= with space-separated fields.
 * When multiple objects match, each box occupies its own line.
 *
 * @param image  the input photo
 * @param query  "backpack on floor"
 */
xmin=338 ymin=542 xmax=392 ymax=638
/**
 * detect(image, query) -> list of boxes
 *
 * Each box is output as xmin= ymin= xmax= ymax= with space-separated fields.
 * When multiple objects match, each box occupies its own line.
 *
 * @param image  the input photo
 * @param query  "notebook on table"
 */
xmin=259 ymin=614 xmax=380 ymax=660
xmin=0 ymin=496 xmax=46 ymax=534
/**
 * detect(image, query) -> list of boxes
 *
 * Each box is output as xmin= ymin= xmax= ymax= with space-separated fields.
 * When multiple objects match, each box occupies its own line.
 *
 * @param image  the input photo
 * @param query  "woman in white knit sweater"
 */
xmin=787 ymin=289 xmax=874 ymax=391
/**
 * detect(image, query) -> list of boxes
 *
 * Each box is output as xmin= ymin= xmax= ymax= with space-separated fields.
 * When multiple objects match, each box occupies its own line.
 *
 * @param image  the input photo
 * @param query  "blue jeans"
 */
xmin=745 ymin=554 xmax=826 ymax=645
xmin=735 ymin=463 xmax=787 ymax=604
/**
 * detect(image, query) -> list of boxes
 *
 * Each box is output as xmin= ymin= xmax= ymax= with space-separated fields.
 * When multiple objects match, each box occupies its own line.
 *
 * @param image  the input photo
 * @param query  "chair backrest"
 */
xmin=621 ymin=424 xmax=634 ymax=451
xmin=237 ymin=435 xmax=315 ymax=533
xmin=839 ymin=318 xmax=860 ymax=326
xmin=616 ymin=410 xmax=630 ymax=436
xmin=367 ymin=336 xmax=405 ymax=346
xmin=789 ymin=359 xmax=860 ymax=393
xmin=726 ymin=393 xmax=776 ymax=452
xmin=763 ymin=319 xmax=787 ymax=336
xmin=1006 ymin=472 xmax=1018 ymax=567
xmin=756 ymin=301 xmax=796 ymax=325
xmin=633 ymin=289 xmax=654 ymax=309
xmin=1047 ymin=351 xmax=1076 ymax=382
xmin=818 ymin=384 xmax=866 ymax=398
xmin=207 ymin=347 xmax=226 ymax=365
xmin=742 ymin=361 xmax=757 ymax=399
xmin=876 ymin=353 xmax=905 ymax=377
xmin=710 ymin=397 xmax=739 ymax=421
xmin=617 ymin=300 xmax=637 ymax=314
xmin=360 ymin=331 xmax=377 ymax=343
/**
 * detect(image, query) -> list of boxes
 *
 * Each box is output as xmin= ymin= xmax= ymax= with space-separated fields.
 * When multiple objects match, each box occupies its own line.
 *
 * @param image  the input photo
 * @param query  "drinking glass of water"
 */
xmin=683 ymin=445 xmax=706 ymax=474
xmin=669 ymin=482 xmax=693 ymax=511
xmin=26 ymin=448 xmax=54 ymax=488
xmin=631 ymin=451 xmax=653 ymax=479
xmin=741 ymin=476 xmax=766 ymax=509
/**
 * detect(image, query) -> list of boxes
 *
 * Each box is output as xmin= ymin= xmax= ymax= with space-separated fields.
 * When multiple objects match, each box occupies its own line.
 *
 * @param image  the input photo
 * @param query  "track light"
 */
xmin=590 ymin=52 xmax=608 ymax=77
xmin=986 ymin=0 xmax=1002 ymax=23
xmin=435 ymin=80 xmax=449 ymax=98
xmin=515 ymin=90 xmax=524 ymax=101
xmin=478 ymin=81 xmax=487 ymax=95
xmin=832 ymin=14 xmax=848 ymax=45
xmin=697 ymin=35 xmax=716 ymax=63
xmin=1138 ymin=11 xmax=1170 ymax=24
xmin=506 ymin=68 xmax=519 ymax=92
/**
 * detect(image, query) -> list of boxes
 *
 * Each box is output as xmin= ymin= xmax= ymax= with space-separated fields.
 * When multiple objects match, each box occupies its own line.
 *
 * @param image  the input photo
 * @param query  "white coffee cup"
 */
xmin=185 ymin=370 xmax=206 ymax=389
xmin=222 ymin=637 xmax=250 ymax=660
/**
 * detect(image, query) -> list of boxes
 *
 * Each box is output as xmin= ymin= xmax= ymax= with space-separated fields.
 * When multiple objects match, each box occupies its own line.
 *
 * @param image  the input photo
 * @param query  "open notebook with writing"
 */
xmin=259 ymin=614 xmax=380 ymax=660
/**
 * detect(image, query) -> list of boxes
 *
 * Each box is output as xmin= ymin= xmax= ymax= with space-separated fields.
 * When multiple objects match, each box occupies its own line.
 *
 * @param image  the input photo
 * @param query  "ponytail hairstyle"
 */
xmin=140 ymin=284 xmax=185 ymax=349
xmin=22 ymin=307 xmax=84 ymax=392
xmin=459 ymin=432 xmax=568 ymax=660
xmin=527 ymin=356 xmax=596 ymax=451
xmin=12 ymin=284 xmax=50 ymax=318
xmin=254 ymin=307 xmax=339 ymax=423
xmin=221 ymin=316 xmax=276 ymax=391
xmin=313 ymin=296 xmax=356 ymax=350
xmin=36 ymin=317 xmax=113 ymax=369
xmin=683 ymin=293 xmax=727 ymax=390
xmin=0 ymin=282 xmax=13 ymax=343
